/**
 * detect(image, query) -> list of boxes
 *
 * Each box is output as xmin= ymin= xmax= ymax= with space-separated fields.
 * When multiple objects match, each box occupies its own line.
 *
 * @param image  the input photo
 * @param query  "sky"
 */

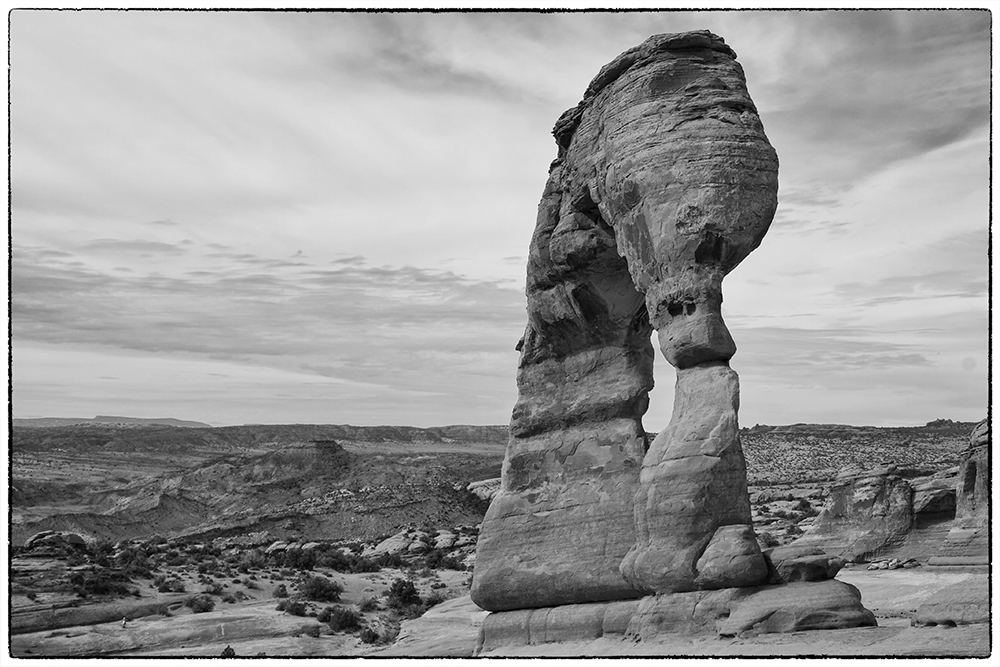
xmin=8 ymin=6 xmax=992 ymax=429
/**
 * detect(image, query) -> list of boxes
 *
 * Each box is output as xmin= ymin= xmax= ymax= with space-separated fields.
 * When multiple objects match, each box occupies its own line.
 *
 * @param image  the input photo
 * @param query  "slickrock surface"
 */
xmin=475 ymin=580 xmax=874 ymax=652
xmin=913 ymin=576 xmax=989 ymax=626
xmin=473 ymin=29 xmax=777 ymax=612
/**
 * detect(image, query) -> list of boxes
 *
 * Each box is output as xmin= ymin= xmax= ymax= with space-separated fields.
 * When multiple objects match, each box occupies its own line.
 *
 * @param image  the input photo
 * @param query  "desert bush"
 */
xmin=300 ymin=575 xmax=343 ymax=602
xmin=69 ymin=570 xmax=132 ymax=597
xmin=397 ymin=603 xmax=425 ymax=620
xmin=278 ymin=600 xmax=307 ymax=616
xmin=359 ymin=596 xmax=380 ymax=612
xmin=359 ymin=628 xmax=381 ymax=644
xmin=153 ymin=576 xmax=187 ymax=593
xmin=757 ymin=531 xmax=780 ymax=548
xmin=185 ymin=594 xmax=216 ymax=613
xmin=245 ymin=580 xmax=259 ymax=590
xmin=425 ymin=549 xmax=465 ymax=571
xmin=324 ymin=605 xmax=362 ymax=632
xmin=25 ymin=592 xmax=36 ymax=601
xmin=424 ymin=591 xmax=448 ymax=608
xmin=202 ymin=582 xmax=224 ymax=596
xmin=281 ymin=549 xmax=317 ymax=571
xmin=386 ymin=578 xmax=420 ymax=609
xmin=273 ymin=584 xmax=288 ymax=598
xmin=375 ymin=553 xmax=404 ymax=569
xmin=303 ymin=625 xmax=322 ymax=638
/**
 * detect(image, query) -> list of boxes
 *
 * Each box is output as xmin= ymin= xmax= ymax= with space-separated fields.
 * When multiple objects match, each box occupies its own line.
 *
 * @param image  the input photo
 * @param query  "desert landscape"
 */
xmin=9 ymin=10 xmax=991 ymax=662
xmin=9 ymin=416 xmax=989 ymax=657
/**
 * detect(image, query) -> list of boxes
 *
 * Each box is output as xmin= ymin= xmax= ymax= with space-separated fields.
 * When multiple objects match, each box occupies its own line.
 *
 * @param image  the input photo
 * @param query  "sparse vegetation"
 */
xmin=299 ymin=575 xmax=343 ymax=602
xmin=322 ymin=605 xmax=362 ymax=632
xmin=185 ymin=594 xmax=215 ymax=613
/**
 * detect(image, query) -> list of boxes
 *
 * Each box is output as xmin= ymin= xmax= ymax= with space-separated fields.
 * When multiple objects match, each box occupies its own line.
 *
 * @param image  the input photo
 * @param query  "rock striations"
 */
xmin=472 ymin=31 xmax=873 ymax=649
xmin=931 ymin=418 xmax=989 ymax=565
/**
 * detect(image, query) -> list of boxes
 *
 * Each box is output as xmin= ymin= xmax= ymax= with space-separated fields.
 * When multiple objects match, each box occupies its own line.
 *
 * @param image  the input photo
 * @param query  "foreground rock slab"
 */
xmin=476 ymin=579 xmax=874 ymax=653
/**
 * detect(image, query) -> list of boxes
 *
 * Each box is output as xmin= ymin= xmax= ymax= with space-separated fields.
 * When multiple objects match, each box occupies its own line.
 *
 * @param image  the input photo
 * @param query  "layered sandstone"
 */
xmin=472 ymin=29 xmax=777 ymax=612
xmin=931 ymin=418 xmax=989 ymax=565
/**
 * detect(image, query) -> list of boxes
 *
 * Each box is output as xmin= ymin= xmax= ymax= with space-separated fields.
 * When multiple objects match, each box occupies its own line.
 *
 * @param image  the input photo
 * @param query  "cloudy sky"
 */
xmin=9 ymin=7 xmax=991 ymax=429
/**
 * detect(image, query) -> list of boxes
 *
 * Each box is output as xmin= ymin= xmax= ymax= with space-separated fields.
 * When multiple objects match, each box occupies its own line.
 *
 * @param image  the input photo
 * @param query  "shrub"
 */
xmin=300 ymin=575 xmax=343 ymax=602
xmin=358 ymin=596 xmax=380 ymax=612
xmin=359 ymin=628 xmax=381 ymax=644
xmin=325 ymin=605 xmax=362 ymax=632
xmin=386 ymin=578 xmax=420 ymax=609
xmin=424 ymin=591 xmax=448 ymax=608
xmin=304 ymin=625 xmax=322 ymax=638
xmin=273 ymin=584 xmax=288 ymax=598
xmin=202 ymin=582 xmax=224 ymax=596
xmin=282 ymin=600 xmax=307 ymax=616
xmin=186 ymin=595 xmax=216 ymax=613
xmin=757 ymin=532 xmax=780 ymax=549
xmin=70 ymin=571 xmax=131 ymax=597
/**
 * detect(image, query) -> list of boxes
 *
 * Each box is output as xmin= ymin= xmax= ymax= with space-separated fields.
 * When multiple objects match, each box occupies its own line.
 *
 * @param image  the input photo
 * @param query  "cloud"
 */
xmin=12 ymin=242 xmax=526 ymax=403
xmin=9 ymin=9 xmax=990 ymax=427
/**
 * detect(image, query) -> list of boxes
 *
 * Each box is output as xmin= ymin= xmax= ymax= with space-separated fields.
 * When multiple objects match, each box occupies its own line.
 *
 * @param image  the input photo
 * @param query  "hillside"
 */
xmin=10 ymin=420 xmax=971 ymax=547
xmin=11 ymin=424 xmax=508 ymax=545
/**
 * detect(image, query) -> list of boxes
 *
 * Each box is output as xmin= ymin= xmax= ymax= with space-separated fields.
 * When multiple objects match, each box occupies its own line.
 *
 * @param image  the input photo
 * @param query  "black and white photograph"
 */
xmin=7 ymin=3 xmax=993 ymax=659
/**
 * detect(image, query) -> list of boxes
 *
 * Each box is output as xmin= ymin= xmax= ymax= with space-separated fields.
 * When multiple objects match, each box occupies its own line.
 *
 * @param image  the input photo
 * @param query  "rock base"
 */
xmin=928 ymin=526 xmax=989 ymax=566
xmin=914 ymin=576 xmax=990 ymax=627
xmin=475 ymin=580 xmax=876 ymax=653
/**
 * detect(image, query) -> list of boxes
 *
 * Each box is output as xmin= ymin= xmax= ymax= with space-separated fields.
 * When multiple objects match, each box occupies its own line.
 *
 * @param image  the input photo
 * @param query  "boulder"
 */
xmin=365 ymin=530 xmax=413 ymax=558
xmin=472 ymin=30 xmax=778 ymax=611
xmin=717 ymin=580 xmax=876 ymax=635
xmin=433 ymin=532 xmax=457 ymax=550
xmin=264 ymin=541 xmax=288 ymax=554
xmin=23 ymin=531 xmax=89 ymax=553
xmin=763 ymin=545 xmax=845 ymax=583
xmin=466 ymin=479 xmax=500 ymax=503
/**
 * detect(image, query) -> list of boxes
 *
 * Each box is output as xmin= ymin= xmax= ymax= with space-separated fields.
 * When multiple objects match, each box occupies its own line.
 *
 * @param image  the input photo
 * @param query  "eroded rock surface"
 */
xmin=931 ymin=419 xmax=989 ymax=565
xmin=472 ymin=30 xmax=777 ymax=613
xmin=790 ymin=464 xmax=915 ymax=562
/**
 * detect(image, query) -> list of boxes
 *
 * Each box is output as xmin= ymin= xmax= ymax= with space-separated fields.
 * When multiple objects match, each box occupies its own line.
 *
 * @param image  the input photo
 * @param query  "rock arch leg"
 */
xmin=470 ymin=162 xmax=654 ymax=612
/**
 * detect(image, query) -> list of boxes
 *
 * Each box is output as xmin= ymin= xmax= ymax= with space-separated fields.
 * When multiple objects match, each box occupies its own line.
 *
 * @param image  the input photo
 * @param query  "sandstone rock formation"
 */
xmin=790 ymin=464 xmax=915 ymax=562
xmin=914 ymin=575 xmax=989 ymax=626
xmin=476 ymin=579 xmax=875 ymax=652
xmin=472 ymin=32 xmax=878 ymax=651
xmin=931 ymin=418 xmax=989 ymax=565
xmin=472 ymin=30 xmax=778 ymax=613
xmin=955 ymin=418 xmax=988 ymax=526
